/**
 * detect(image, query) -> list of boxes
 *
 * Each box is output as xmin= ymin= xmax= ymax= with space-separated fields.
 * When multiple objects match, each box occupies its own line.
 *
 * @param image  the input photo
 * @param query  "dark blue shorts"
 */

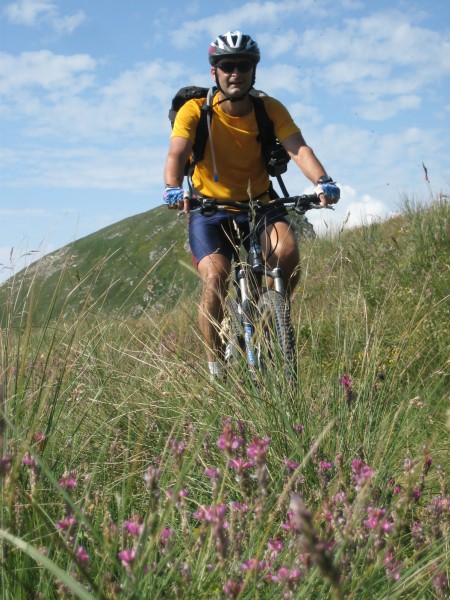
xmin=189 ymin=205 xmax=288 ymax=266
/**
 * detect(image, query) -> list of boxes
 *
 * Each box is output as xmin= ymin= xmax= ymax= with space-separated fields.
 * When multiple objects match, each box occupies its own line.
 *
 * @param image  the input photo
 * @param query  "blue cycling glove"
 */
xmin=314 ymin=181 xmax=340 ymax=201
xmin=163 ymin=186 xmax=186 ymax=206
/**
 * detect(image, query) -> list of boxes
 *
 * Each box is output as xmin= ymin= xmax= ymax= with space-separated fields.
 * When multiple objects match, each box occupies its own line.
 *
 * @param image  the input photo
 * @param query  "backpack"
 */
xmin=168 ymin=86 xmax=291 ymax=196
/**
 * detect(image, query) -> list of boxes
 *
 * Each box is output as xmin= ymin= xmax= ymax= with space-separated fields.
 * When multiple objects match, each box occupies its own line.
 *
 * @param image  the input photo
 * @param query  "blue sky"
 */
xmin=1 ymin=0 xmax=449 ymax=283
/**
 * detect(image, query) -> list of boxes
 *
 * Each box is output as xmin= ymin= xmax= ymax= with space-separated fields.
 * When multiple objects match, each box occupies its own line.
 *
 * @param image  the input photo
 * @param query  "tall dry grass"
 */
xmin=0 ymin=199 xmax=448 ymax=599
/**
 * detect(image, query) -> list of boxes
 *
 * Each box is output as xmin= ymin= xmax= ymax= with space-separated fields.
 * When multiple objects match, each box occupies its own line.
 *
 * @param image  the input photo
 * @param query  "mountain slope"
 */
xmin=0 ymin=206 xmax=198 ymax=324
xmin=0 ymin=204 xmax=314 ymax=325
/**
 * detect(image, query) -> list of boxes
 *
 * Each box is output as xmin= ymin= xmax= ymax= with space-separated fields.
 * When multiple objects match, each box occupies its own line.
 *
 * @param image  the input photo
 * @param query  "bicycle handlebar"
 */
xmin=189 ymin=193 xmax=328 ymax=216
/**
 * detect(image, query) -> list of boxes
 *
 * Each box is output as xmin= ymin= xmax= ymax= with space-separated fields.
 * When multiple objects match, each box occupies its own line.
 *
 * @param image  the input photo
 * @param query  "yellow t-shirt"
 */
xmin=171 ymin=93 xmax=300 ymax=200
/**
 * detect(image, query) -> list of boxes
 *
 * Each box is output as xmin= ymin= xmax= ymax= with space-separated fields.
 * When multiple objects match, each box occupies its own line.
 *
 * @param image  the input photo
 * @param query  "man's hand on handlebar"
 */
xmin=313 ymin=178 xmax=340 ymax=208
xmin=163 ymin=186 xmax=190 ymax=213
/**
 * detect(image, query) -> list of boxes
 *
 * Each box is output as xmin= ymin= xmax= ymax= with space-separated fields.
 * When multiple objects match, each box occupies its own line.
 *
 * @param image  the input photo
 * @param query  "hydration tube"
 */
xmin=206 ymin=87 xmax=220 ymax=182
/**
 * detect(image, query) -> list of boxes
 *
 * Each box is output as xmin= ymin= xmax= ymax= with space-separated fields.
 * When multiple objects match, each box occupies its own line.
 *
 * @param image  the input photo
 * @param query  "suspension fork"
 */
xmin=266 ymin=267 xmax=285 ymax=296
xmin=237 ymin=267 xmax=257 ymax=369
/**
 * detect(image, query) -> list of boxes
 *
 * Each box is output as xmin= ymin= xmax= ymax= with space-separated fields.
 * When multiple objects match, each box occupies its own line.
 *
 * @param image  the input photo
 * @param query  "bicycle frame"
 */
xmin=190 ymin=194 xmax=326 ymax=376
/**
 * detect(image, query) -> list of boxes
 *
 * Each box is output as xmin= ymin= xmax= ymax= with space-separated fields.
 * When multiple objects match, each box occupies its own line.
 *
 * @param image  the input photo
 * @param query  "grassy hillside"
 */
xmin=0 ymin=206 xmax=198 ymax=324
xmin=0 ymin=199 xmax=448 ymax=599
xmin=0 ymin=205 xmax=314 ymax=326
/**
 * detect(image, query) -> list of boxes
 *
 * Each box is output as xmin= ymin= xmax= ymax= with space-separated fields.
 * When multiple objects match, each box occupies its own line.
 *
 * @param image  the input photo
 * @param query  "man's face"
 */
xmin=212 ymin=58 xmax=254 ymax=98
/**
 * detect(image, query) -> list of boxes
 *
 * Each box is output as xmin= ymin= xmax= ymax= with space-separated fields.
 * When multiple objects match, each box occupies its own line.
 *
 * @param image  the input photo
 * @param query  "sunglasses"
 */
xmin=216 ymin=60 xmax=254 ymax=74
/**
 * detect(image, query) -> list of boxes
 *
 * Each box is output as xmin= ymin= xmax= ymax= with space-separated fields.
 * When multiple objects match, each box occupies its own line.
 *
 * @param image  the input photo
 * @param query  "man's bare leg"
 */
xmin=197 ymin=253 xmax=231 ymax=369
xmin=261 ymin=221 xmax=300 ymax=293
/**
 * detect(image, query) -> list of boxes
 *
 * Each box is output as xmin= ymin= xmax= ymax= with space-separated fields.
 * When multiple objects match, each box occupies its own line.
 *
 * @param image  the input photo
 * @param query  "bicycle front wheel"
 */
xmin=255 ymin=290 xmax=298 ymax=385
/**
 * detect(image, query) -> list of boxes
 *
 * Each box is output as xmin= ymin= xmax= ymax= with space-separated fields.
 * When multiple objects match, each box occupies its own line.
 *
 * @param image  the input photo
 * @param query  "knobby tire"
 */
xmin=256 ymin=290 xmax=298 ymax=385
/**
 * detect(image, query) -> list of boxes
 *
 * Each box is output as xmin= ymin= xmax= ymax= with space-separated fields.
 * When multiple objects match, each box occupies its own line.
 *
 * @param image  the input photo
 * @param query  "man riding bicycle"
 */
xmin=163 ymin=30 xmax=340 ymax=380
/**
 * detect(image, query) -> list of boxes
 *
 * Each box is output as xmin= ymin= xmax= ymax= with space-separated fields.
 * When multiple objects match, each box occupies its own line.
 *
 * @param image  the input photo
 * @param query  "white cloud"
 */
xmin=0 ymin=146 xmax=165 ymax=192
xmin=52 ymin=11 xmax=86 ymax=35
xmin=168 ymin=0 xmax=360 ymax=48
xmin=256 ymin=64 xmax=309 ymax=95
xmin=264 ymin=9 xmax=450 ymax=121
xmin=3 ymin=0 xmax=54 ymax=25
xmin=353 ymin=95 xmax=422 ymax=121
xmin=3 ymin=0 xmax=86 ymax=33
xmin=288 ymin=102 xmax=323 ymax=126
xmin=306 ymin=185 xmax=393 ymax=235
xmin=0 ymin=50 xmax=96 ymax=95
xmin=307 ymin=123 xmax=445 ymax=181
xmin=0 ymin=52 xmax=191 ymax=141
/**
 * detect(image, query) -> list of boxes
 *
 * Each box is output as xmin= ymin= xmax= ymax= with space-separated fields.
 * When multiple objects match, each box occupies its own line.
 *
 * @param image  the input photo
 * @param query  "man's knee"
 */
xmin=199 ymin=254 xmax=230 ymax=287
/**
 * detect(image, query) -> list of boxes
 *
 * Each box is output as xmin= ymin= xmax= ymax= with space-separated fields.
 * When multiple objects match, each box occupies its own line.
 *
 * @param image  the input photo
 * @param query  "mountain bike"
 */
xmin=189 ymin=194 xmax=326 ymax=385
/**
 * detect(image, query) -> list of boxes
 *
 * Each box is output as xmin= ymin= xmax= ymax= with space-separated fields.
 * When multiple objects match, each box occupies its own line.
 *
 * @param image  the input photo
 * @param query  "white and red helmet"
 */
xmin=208 ymin=31 xmax=261 ymax=66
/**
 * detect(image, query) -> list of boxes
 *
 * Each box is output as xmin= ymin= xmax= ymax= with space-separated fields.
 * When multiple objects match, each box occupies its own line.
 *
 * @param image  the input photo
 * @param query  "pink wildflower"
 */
xmin=364 ymin=515 xmax=381 ymax=530
xmin=247 ymin=436 xmax=270 ymax=461
xmin=166 ymin=488 xmax=189 ymax=501
xmin=230 ymin=501 xmax=250 ymax=513
xmin=423 ymin=454 xmax=433 ymax=469
xmin=193 ymin=503 xmax=227 ymax=524
xmin=319 ymin=461 xmax=332 ymax=472
xmin=59 ymin=470 xmax=77 ymax=489
xmin=283 ymin=458 xmax=300 ymax=472
xmin=22 ymin=454 xmax=37 ymax=467
xmin=268 ymin=538 xmax=285 ymax=552
xmin=32 ymin=432 xmax=45 ymax=451
xmin=384 ymin=550 xmax=402 ymax=580
xmin=267 ymin=538 xmax=285 ymax=561
xmin=339 ymin=373 xmax=355 ymax=403
xmin=270 ymin=566 xmax=302 ymax=582
xmin=351 ymin=459 xmax=373 ymax=490
xmin=194 ymin=503 xmax=229 ymax=562
xmin=339 ymin=374 xmax=351 ymax=388
xmin=433 ymin=572 xmax=449 ymax=596
xmin=124 ymin=515 xmax=143 ymax=537
xmin=0 ymin=454 xmax=13 ymax=475
xmin=118 ymin=548 xmax=136 ymax=570
xmin=223 ymin=579 xmax=244 ymax=599
xmin=281 ymin=510 xmax=296 ymax=531
xmin=381 ymin=520 xmax=393 ymax=533
xmin=217 ymin=419 xmax=243 ymax=455
xmin=169 ymin=439 xmax=187 ymax=458
xmin=228 ymin=457 xmax=254 ymax=472
xmin=76 ymin=546 xmax=89 ymax=566
xmin=56 ymin=515 xmax=78 ymax=531
xmin=159 ymin=527 xmax=174 ymax=547
xmin=364 ymin=507 xmax=392 ymax=533
xmin=205 ymin=467 xmax=220 ymax=478
xmin=241 ymin=558 xmax=269 ymax=573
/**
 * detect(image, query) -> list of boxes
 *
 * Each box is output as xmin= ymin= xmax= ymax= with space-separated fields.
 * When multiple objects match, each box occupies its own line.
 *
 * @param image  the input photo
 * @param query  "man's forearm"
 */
xmin=164 ymin=154 xmax=186 ymax=187
xmin=293 ymin=145 xmax=328 ymax=185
